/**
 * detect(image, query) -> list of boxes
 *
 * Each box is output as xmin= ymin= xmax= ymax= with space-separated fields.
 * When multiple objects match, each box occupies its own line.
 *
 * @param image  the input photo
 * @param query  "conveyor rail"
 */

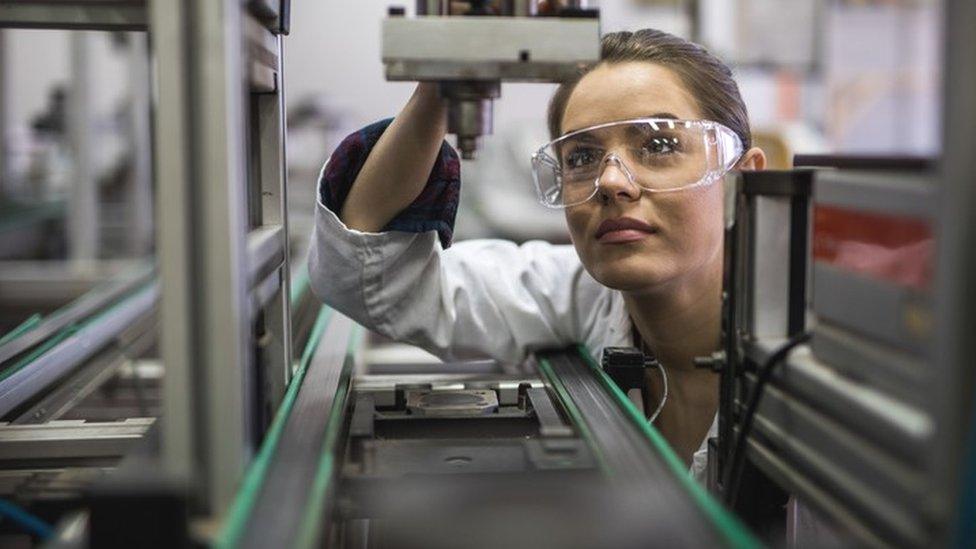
xmin=0 ymin=259 xmax=315 ymax=423
xmin=0 ymin=265 xmax=153 ymax=366
xmin=217 ymin=332 xmax=758 ymax=548
xmin=0 ymin=280 xmax=157 ymax=418
xmin=217 ymin=307 xmax=362 ymax=548
xmin=537 ymin=347 xmax=758 ymax=549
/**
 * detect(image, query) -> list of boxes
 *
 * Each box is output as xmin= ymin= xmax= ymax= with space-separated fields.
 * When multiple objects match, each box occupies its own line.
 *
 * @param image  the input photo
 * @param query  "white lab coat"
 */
xmin=308 ymin=175 xmax=716 ymax=481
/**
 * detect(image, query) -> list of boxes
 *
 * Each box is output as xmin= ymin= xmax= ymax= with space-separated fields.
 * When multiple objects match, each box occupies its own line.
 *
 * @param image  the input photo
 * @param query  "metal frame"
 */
xmin=0 ymin=264 xmax=152 ymax=364
xmin=0 ymin=284 xmax=157 ymax=417
xmin=123 ymin=32 xmax=154 ymax=256
xmin=935 ymin=0 xmax=976 ymax=545
xmin=717 ymin=167 xmax=943 ymax=546
xmin=717 ymin=170 xmax=812 ymax=489
xmin=248 ymin=30 xmax=294 ymax=429
xmin=11 ymin=309 xmax=157 ymax=424
xmin=0 ymin=0 xmax=148 ymax=31
xmin=151 ymin=0 xmax=294 ymax=517
xmin=717 ymin=166 xmax=970 ymax=547
xmin=0 ymin=0 xmax=296 ymax=539
xmin=66 ymin=32 xmax=98 ymax=260
xmin=0 ymin=30 xmax=7 ymax=191
xmin=0 ymin=417 xmax=154 ymax=462
xmin=716 ymin=3 xmax=976 ymax=537
xmin=151 ymin=0 xmax=253 ymax=514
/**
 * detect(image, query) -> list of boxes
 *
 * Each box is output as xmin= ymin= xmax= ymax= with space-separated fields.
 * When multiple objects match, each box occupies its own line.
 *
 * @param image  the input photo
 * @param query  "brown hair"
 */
xmin=547 ymin=29 xmax=752 ymax=151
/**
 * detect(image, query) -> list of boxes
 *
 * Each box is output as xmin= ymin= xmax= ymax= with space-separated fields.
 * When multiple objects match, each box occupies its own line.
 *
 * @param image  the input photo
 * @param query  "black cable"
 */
xmin=723 ymin=331 xmax=811 ymax=508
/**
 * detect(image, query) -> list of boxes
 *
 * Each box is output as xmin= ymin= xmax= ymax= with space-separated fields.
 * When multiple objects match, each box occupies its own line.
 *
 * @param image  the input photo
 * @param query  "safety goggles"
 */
xmin=530 ymin=117 xmax=744 ymax=209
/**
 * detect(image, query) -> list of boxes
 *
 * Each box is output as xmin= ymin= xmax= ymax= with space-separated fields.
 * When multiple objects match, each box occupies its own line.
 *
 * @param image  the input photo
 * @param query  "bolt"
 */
xmin=694 ymin=351 xmax=727 ymax=372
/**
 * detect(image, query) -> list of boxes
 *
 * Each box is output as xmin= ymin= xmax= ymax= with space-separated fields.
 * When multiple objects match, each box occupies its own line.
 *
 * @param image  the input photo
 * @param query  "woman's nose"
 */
xmin=596 ymin=156 xmax=641 ymax=203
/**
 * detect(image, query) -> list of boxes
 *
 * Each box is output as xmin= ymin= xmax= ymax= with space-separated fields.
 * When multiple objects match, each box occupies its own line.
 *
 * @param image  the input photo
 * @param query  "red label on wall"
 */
xmin=813 ymin=205 xmax=934 ymax=291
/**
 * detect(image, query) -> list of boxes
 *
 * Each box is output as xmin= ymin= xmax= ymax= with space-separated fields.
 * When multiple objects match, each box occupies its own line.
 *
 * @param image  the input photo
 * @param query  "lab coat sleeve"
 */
xmin=318 ymin=117 xmax=460 ymax=249
xmin=308 ymin=190 xmax=591 ymax=364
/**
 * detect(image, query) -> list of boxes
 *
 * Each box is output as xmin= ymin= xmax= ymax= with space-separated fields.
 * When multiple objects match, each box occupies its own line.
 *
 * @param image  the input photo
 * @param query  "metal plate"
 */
xmin=405 ymin=389 xmax=498 ymax=417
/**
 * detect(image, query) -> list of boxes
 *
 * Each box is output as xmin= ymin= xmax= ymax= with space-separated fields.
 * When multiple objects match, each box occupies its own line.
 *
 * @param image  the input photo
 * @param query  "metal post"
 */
xmin=0 ymin=30 xmax=7 ymax=192
xmin=126 ymin=33 xmax=153 ymax=256
xmin=252 ymin=33 xmax=293 ymax=420
xmin=934 ymin=0 xmax=976 ymax=543
xmin=68 ymin=32 xmax=98 ymax=260
xmin=151 ymin=0 xmax=253 ymax=515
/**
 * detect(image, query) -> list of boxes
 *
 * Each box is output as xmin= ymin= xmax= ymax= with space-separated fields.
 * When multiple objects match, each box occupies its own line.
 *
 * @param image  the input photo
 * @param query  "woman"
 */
xmin=308 ymin=29 xmax=766 ymax=480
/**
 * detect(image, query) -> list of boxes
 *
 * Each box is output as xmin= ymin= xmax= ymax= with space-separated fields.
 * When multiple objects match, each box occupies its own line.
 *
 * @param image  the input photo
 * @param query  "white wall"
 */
xmin=823 ymin=3 xmax=940 ymax=155
xmin=284 ymin=0 xmax=414 ymax=135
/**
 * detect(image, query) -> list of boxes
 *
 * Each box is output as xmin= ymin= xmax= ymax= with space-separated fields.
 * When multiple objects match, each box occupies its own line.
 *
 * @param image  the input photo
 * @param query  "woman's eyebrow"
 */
xmin=561 ymin=113 xmax=682 ymax=136
xmin=564 ymin=133 xmax=601 ymax=145
xmin=644 ymin=112 xmax=680 ymax=120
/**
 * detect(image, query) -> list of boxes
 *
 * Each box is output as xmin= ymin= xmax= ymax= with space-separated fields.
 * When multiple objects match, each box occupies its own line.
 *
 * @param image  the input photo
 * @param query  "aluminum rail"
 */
xmin=0 ymin=417 xmax=154 ymax=462
xmin=11 ymin=310 xmax=157 ymax=424
xmin=0 ymin=0 xmax=147 ymax=31
xmin=0 ymin=265 xmax=154 ymax=365
xmin=0 ymin=284 xmax=157 ymax=417
xmin=217 ymin=308 xmax=362 ymax=549
xmin=0 ymin=0 xmax=288 ymax=32
xmin=536 ymin=346 xmax=759 ymax=549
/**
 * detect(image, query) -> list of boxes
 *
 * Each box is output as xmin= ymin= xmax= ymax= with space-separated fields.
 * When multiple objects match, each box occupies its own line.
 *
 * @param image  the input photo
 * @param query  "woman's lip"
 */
xmin=597 ymin=229 xmax=652 ymax=243
xmin=595 ymin=216 xmax=657 ymax=238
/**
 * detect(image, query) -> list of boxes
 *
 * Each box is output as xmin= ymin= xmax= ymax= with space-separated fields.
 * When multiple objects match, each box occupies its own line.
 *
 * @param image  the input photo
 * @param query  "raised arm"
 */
xmin=340 ymin=83 xmax=448 ymax=232
xmin=309 ymin=86 xmax=612 ymax=364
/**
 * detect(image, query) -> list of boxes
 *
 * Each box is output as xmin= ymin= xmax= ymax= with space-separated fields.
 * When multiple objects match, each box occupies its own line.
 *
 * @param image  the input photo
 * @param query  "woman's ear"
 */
xmin=737 ymin=147 xmax=767 ymax=171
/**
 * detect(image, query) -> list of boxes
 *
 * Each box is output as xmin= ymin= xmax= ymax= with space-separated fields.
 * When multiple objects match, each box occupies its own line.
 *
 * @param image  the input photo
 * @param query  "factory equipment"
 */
xmin=712 ymin=149 xmax=949 ymax=549
xmin=380 ymin=1 xmax=600 ymax=159
xmin=710 ymin=1 xmax=976 ymax=546
xmin=210 ymin=334 xmax=758 ymax=549
xmin=0 ymin=0 xmax=300 ymax=544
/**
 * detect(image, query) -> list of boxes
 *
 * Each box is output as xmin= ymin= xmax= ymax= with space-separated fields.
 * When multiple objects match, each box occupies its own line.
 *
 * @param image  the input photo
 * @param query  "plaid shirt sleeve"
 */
xmin=318 ymin=118 xmax=461 ymax=249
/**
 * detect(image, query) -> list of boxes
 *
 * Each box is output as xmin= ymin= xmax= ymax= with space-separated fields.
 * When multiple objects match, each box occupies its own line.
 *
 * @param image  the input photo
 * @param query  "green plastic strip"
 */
xmin=294 ymin=323 xmax=363 ymax=549
xmin=0 ymin=324 xmax=79 ymax=383
xmin=573 ymin=344 xmax=761 ymax=549
xmin=0 ymin=314 xmax=43 ymax=347
xmin=216 ymin=305 xmax=334 ymax=549
xmin=0 ymin=264 xmax=154 ymax=368
xmin=0 ymin=284 xmax=155 ymax=382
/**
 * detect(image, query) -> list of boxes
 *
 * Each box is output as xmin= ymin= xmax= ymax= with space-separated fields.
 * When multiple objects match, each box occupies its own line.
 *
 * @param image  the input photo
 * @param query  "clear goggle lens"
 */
xmin=531 ymin=118 xmax=743 ymax=208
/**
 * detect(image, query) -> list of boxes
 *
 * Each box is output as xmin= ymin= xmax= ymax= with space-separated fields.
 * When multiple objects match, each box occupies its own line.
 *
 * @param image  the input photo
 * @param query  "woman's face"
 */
xmin=561 ymin=62 xmax=727 ymax=295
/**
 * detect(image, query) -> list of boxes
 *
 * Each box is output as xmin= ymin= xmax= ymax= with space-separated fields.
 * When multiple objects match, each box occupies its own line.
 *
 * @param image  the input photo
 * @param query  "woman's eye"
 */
xmin=564 ymin=148 xmax=600 ymax=169
xmin=643 ymin=136 xmax=681 ymax=155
